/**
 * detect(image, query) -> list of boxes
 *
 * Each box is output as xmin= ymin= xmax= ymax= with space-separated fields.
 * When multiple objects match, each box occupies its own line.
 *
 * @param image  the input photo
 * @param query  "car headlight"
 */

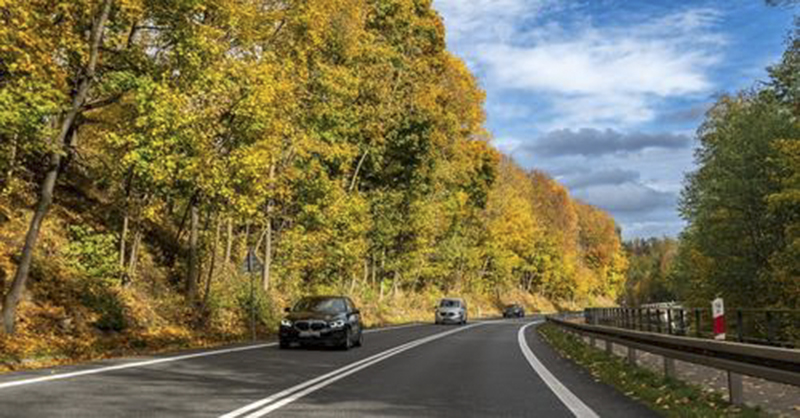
xmin=329 ymin=319 xmax=346 ymax=329
xmin=280 ymin=319 xmax=292 ymax=327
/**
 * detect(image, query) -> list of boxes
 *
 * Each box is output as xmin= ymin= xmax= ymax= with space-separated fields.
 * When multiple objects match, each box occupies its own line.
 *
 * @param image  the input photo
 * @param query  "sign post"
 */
xmin=241 ymin=248 xmax=263 ymax=342
xmin=712 ymin=297 xmax=725 ymax=340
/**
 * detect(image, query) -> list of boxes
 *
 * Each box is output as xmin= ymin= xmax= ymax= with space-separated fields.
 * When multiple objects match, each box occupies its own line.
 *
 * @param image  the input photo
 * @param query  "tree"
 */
xmin=2 ymin=0 xmax=119 ymax=334
xmin=676 ymin=23 xmax=800 ymax=308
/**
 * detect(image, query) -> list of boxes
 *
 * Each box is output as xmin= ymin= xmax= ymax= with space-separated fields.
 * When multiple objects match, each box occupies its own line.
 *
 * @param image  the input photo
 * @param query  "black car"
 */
xmin=279 ymin=296 xmax=363 ymax=350
xmin=502 ymin=304 xmax=525 ymax=318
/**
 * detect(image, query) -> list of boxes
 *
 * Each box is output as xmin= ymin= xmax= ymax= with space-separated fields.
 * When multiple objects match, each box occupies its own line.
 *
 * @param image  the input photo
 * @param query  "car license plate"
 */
xmin=299 ymin=331 xmax=320 ymax=338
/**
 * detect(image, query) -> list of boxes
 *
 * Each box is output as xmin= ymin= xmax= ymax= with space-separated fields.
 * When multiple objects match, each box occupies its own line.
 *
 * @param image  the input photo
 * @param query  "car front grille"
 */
xmin=294 ymin=320 xmax=327 ymax=331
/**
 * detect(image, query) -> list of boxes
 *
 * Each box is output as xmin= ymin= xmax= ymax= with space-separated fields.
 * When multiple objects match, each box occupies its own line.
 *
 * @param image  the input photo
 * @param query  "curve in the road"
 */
xmin=518 ymin=322 xmax=599 ymax=418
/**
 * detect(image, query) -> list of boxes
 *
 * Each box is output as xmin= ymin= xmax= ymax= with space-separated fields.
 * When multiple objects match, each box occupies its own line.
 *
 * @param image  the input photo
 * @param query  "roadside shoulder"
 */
xmin=537 ymin=322 xmax=767 ymax=418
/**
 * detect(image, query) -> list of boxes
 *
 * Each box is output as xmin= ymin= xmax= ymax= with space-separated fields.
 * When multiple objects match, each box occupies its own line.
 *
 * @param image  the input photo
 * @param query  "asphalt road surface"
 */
xmin=0 ymin=317 xmax=657 ymax=417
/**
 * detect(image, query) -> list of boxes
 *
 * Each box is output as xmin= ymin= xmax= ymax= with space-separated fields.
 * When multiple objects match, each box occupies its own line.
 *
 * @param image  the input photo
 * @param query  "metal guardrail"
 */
xmin=546 ymin=315 xmax=800 ymax=405
xmin=585 ymin=307 xmax=800 ymax=348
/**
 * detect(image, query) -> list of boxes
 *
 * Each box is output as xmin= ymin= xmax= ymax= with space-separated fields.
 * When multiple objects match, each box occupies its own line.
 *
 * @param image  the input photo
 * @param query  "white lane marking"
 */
xmin=518 ymin=322 xmax=600 ymax=418
xmin=0 ymin=343 xmax=275 ymax=390
xmin=0 ymin=323 xmax=427 ymax=390
xmin=363 ymin=322 xmax=423 ymax=333
xmin=222 ymin=323 xmax=483 ymax=418
xmin=218 ymin=338 xmax=430 ymax=418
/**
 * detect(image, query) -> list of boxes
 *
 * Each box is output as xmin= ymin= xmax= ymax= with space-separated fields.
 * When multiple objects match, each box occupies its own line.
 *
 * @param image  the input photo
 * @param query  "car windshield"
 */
xmin=440 ymin=300 xmax=461 ymax=308
xmin=293 ymin=298 xmax=346 ymax=314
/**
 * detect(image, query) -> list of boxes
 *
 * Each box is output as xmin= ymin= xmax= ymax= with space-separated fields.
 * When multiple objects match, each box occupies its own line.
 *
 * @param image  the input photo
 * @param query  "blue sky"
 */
xmin=431 ymin=0 xmax=797 ymax=239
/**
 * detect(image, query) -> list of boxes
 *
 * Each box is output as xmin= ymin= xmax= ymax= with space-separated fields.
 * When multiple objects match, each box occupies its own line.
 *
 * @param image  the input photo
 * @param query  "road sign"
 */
xmin=712 ymin=298 xmax=725 ymax=340
xmin=241 ymin=249 xmax=263 ymax=274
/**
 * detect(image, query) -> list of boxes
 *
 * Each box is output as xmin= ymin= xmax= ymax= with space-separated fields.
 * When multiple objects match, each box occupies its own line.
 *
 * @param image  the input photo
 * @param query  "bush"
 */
xmin=64 ymin=225 xmax=127 ymax=331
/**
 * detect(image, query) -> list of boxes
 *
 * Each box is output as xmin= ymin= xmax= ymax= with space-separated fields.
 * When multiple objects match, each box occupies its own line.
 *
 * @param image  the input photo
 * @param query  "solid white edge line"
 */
xmin=0 ymin=342 xmax=275 ymax=390
xmin=223 ymin=323 xmax=483 ymax=418
xmin=0 ymin=323 xmax=429 ymax=390
xmin=518 ymin=322 xmax=600 ymax=418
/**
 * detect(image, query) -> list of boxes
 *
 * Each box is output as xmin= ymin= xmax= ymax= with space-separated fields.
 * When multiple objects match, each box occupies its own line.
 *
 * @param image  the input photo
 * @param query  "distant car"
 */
xmin=279 ymin=296 xmax=363 ymax=350
xmin=435 ymin=298 xmax=468 ymax=325
xmin=502 ymin=303 xmax=525 ymax=318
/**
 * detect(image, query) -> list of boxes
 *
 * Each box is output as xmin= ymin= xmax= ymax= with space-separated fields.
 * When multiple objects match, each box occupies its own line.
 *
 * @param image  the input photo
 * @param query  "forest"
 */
xmin=0 ymin=0 xmax=626 ymax=367
xmin=624 ymin=22 xmax=800 ymax=310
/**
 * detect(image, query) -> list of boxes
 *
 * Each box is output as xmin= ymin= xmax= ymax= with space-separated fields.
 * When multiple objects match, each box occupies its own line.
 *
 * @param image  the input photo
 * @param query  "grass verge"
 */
xmin=538 ymin=322 xmax=767 ymax=418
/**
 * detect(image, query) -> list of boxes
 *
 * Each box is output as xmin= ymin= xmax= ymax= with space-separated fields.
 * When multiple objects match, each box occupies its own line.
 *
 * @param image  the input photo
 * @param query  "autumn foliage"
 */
xmin=0 ymin=0 xmax=625 ymax=367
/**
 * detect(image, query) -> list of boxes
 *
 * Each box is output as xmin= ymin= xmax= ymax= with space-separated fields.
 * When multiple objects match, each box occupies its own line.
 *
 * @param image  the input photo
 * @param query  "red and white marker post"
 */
xmin=712 ymin=297 xmax=725 ymax=340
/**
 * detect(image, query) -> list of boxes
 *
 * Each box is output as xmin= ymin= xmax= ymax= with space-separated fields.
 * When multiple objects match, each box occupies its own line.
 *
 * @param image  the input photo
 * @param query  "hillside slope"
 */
xmin=0 ymin=0 xmax=624 ymax=372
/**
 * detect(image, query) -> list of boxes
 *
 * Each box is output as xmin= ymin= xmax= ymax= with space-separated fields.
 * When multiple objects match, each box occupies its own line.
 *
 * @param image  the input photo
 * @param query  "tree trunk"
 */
xmin=363 ymin=258 xmax=369 ymax=287
xmin=119 ymin=213 xmax=129 ymax=269
xmin=348 ymin=272 xmax=357 ymax=294
xmin=241 ymin=222 xmax=251 ymax=261
xmin=126 ymin=227 xmax=142 ymax=284
xmin=224 ymin=217 xmax=233 ymax=265
xmin=262 ymin=219 xmax=272 ymax=291
xmin=262 ymin=164 xmax=275 ymax=292
xmin=187 ymin=204 xmax=199 ymax=301
xmin=2 ymin=151 xmax=61 ymax=333
xmin=370 ymin=252 xmax=376 ymax=287
xmin=1 ymin=0 xmax=114 ymax=335
xmin=2 ymin=134 xmax=18 ymax=192
xmin=378 ymin=250 xmax=385 ymax=301
xmin=203 ymin=215 xmax=221 ymax=308
xmin=392 ymin=270 xmax=399 ymax=299
xmin=349 ymin=149 xmax=369 ymax=192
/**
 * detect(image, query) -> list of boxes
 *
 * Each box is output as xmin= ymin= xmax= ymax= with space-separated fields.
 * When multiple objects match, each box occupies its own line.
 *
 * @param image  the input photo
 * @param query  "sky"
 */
xmin=431 ymin=0 xmax=797 ymax=240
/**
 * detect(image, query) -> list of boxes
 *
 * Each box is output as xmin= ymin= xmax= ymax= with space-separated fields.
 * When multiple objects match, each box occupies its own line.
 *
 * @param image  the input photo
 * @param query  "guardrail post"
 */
xmin=667 ymin=309 xmax=673 ymax=335
xmin=647 ymin=308 xmax=652 ymax=332
xmin=627 ymin=346 xmax=637 ymax=366
xmin=638 ymin=309 xmax=643 ymax=331
xmin=663 ymin=357 xmax=676 ymax=378
xmin=626 ymin=308 xmax=631 ymax=329
xmin=656 ymin=309 xmax=662 ymax=333
xmin=728 ymin=372 xmax=743 ymax=405
xmin=679 ymin=309 xmax=686 ymax=336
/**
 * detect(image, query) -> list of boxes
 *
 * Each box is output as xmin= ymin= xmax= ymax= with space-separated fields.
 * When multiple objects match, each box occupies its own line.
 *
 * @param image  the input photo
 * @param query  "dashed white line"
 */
xmin=518 ymin=322 xmax=599 ymax=418
xmin=221 ymin=323 xmax=484 ymax=418
xmin=0 ymin=323 xmax=426 ymax=390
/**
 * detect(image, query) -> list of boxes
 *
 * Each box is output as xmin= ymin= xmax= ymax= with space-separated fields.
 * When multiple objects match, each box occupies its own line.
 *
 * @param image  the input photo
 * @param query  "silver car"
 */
xmin=435 ymin=298 xmax=468 ymax=325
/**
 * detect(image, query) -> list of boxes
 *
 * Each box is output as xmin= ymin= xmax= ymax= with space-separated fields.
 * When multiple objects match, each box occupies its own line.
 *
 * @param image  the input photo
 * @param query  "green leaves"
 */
xmin=64 ymin=225 xmax=123 ymax=284
xmin=675 ymin=23 xmax=800 ymax=309
xmin=4 ymin=0 xmax=629 ymax=326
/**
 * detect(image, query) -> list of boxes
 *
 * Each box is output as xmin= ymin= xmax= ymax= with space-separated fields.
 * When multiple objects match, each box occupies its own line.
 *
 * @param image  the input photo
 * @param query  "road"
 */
xmin=0 ymin=318 xmax=657 ymax=417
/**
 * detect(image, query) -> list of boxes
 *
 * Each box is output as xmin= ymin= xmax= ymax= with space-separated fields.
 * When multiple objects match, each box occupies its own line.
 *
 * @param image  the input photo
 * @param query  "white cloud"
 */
xmin=434 ymin=2 xmax=725 ymax=129
xmin=572 ymin=182 xmax=675 ymax=214
xmin=433 ymin=0 xmax=550 ymax=44
xmin=491 ymin=136 xmax=524 ymax=154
